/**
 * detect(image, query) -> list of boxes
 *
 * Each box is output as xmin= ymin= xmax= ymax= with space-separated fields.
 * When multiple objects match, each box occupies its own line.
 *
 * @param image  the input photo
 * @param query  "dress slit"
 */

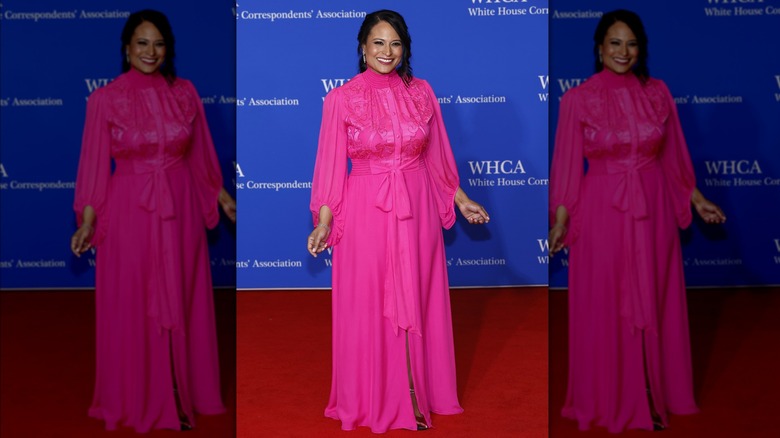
xmin=642 ymin=332 xmax=664 ymax=428
xmin=169 ymin=333 xmax=190 ymax=428
xmin=405 ymin=331 xmax=426 ymax=428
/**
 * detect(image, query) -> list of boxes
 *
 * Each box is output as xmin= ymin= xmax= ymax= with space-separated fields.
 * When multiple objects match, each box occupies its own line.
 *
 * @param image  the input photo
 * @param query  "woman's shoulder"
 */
xmin=407 ymin=76 xmax=433 ymax=95
xmin=91 ymin=73 xmax=128 ymax=97
xmin=570 ymin=72 xmax=606 ymax=95
xmin=324 ymin=73 xmax=369 ymax=105
xmin=644 ymin=76 xmax=672 ymax=97
xmin=558 ymin=74 xmax=605 ymax=117
xmin=85 ymin=74 xmax=127 ymax=107
xmin=322 ymin=74 xmax=358 ymax=101
xmin=340 ymin=72 xmax=366 ymax=90
xmin=322 ymin=82 xmax=347 ymax=108
xmin=171 ymin=76 xmax=196 ymax=91
xmin=557 ymin=71 xmax=602 ymax=99
xmin=559 ymin=79 xmax=588 ymax=107
xmin=407 ymin=75 xmax=429 ymax=85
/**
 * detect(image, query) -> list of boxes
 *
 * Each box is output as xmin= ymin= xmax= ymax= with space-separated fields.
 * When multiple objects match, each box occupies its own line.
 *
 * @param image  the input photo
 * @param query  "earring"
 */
xmin=598 ymin=53 xmax=603 ymax=63
xmin=126 ymin=52 xmax=129 ymax=63
xmin=362 ymin=52 xmax=366 ymax=64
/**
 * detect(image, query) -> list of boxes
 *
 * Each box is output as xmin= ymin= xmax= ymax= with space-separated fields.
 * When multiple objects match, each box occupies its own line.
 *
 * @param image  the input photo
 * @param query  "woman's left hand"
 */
xmin=454 ymin=187 xmax=489 ymax=224
xmin=694 ymin=198 xmax=726 ymax=224
xmin=219 ymin=188 xmax=237 ymax=223
xmin=458 ymin=198 xmax=490 ymax=225
xmin=70 ymin=224 xmax=94 ymax=257
xmin=692 ymin=188 xmax=726 ymax=224
xmin=307 ymin=225 xmax=330 ymax=257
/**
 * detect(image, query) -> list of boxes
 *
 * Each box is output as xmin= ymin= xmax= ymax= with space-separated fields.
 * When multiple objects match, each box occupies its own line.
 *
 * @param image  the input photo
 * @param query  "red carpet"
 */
xmin=0 ymin=290 xmax=236 ymax=438
xmin=237 ymin=287 xmax=548 ymax=438
xmin=549 ymin=287 xmax=780 ymax=438
xmin=6 ymin=286 xmax=772 ymax=436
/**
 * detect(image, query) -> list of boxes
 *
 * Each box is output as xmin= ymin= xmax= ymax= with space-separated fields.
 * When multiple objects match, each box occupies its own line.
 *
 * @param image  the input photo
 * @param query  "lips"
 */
xmin=376 ymin=57 xmax=395 ymax=65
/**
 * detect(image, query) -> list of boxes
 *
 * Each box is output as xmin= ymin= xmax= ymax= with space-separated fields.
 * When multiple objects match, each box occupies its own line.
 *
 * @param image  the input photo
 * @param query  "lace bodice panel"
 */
xmin=340 ymin=71 xmax=434 ymax=162
xmin=575 ymin=70 xmax=672 ymax=161
xmin=95 ymin=69 xmax=199 ymax=161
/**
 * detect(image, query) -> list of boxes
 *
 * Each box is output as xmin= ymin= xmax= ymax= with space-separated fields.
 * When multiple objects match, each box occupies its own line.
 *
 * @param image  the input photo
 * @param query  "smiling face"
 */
xmin=362 ymin=21 xmax=403 ymax=75
xmin=126 ymin=21 xmax=166 ymax=75
xmin=599 ymin=21 xmax=638 ymax=75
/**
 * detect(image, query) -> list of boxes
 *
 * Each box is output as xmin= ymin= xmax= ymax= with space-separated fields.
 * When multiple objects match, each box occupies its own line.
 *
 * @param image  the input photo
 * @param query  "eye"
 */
xmin=155 ymin=42 xmax=166 ymax=48
xmin=391 ymin=41 xmax=402 ymax=47
xmin=373 ymin=41 xmax=384 ymax=46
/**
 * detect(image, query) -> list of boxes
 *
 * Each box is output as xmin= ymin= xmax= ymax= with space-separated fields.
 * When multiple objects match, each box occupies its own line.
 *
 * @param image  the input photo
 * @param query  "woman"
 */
xmin=70 ymin=10 xmax=236 ymax=432
xmin=549 ymin=10 xmax=726 ymax=433
xmin=307 ymin=10 xmax=489 ymax=433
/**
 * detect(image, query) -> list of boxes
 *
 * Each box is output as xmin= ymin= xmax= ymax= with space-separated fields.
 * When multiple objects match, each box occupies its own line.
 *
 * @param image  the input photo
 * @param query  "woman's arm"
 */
xmin=307 ymin=205 xmax=332 ymax=257
xmin=71 ymin=205 xmax=96 ymax=256
xmin=218 ymin=187 xmax=236 ymax=223
xmin=691 ymin=187 xmax=726 ymax=224
xmin=454 ymin=187 xmax=490 ymax=224
xmin=548 ymin=205 xmax=569 ymax=257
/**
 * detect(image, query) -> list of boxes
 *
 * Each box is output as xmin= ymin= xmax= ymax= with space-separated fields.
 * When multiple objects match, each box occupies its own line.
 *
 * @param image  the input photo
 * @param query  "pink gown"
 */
xmin=550 ymin=69 xmax=699 ymax=432
xmin=74 ymin=68 xmax=226 ymax=432
xmin=310 ymin=68 xmax=463 ymax=432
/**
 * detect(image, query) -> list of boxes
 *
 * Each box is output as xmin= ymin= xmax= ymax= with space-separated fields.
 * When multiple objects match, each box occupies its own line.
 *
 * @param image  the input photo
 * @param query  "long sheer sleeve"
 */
xmin=74 ymin=89 xmax=112 ymax=246
xmin=421 ymin=81 xmax=459 ymax=229
xmin=549 ymin=88 xmax=585 ymax=244
xmin=657 ymin=80 xmax=695 ymax=229
xmin=183 ymin=80 xmax=223 ymax=230
xmin=310 ymin=88 xmax=349 ymax=246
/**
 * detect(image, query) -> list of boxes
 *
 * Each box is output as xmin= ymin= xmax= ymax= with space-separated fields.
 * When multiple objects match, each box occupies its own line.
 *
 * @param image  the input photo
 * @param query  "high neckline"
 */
xmin=597 ymin=68 xmax=641 ymax=89
xmin=125 ymin=67 xmax=167 ymax=88
xmin=362 ymin=68 xmax=403 ymax=89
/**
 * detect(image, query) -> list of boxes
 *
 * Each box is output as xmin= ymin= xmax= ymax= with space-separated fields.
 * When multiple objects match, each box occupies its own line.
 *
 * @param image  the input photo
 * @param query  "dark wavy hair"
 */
xmin=121 ymin=9 xmax=176 ymax=83
xmin=593 ymin=9 xmax=649 ymax=83
xmin=357 ymin=10 xmax=413 ymax=86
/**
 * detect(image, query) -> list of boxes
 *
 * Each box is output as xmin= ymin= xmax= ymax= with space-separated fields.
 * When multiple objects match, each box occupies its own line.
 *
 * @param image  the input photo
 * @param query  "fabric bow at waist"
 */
xmin=351 ymin=158 xmax=426 ymax=220
xmin=589 ymin=156 xmax=660 ymax=335
xmin=588 ymin=157 xmax=657 ymax=220
xmin=115 ymin=157 xmax=185 ymax=220
xmin=114 ymin=156 xmax=186 ymax=332
xmin=350 ymin=157 xmax=427 ymax=336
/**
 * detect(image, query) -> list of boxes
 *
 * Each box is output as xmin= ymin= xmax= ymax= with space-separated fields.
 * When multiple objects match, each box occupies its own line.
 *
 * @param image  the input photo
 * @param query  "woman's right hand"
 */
xmin=71 ymin=224 xmax=94 ymax=257
xmin=218 ymin=187 xmax=237 ymax=223
xmin=548 ymin=223 xmax=567 ymax=258
xmin=307 ymin=224 xmax=330 ymax=257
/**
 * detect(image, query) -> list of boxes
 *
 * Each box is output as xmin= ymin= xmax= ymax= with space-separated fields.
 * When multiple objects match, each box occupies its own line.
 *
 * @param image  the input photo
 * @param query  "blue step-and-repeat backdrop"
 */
xmin=549 ymin=0 xmax=780 ymax=288
xmin=0 ymin=1 xmax=237 ymax=289
xmin=4 ymin=0 xmax=776 ymax=291
xmin=236 ymin=0 xmax=550 ymax=289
